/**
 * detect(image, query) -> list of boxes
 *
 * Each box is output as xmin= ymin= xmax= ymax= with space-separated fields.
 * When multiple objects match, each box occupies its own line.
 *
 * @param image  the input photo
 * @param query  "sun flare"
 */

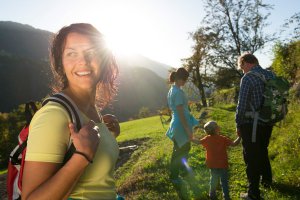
xmin=92 ymin=2 xmax=166 ymax=62
xmin=105 ymin=34 xmax=137 ymax=57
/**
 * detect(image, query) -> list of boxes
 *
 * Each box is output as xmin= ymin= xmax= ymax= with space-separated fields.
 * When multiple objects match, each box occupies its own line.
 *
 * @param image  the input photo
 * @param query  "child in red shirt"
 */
xmin=193 ymin=121 xmax=241 ymax=200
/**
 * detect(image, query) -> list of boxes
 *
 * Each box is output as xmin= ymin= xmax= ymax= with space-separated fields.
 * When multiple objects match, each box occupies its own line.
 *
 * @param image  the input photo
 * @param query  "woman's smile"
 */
xmin=63 ymin=32 xmax=101 ymax=90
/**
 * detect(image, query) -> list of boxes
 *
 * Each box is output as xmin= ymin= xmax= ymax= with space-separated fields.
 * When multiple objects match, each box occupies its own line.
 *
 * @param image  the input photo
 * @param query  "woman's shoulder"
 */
xmin=31 ymin=101 xmax=71 ymax=126
xmin=170 ymin=85 xmax=184 ymax=95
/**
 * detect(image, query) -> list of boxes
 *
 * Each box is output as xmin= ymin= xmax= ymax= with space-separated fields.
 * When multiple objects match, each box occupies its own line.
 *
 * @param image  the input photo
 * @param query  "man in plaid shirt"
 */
xmin=236 ymin=53 xmax=274 ymax=200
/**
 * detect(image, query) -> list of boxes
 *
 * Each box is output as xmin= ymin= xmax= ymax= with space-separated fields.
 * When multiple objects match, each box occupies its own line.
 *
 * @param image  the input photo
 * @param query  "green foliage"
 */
xmin=138 ymin=107 xmax=151 ymax=119
xmin=0 ymin=169 xmax=7 ymax=175
xmin=1 ymin=101 xmax=299 ymax=199
xmin=269 ymin=102 xmax=300 ymax=188
xmin=212 ymin=67 xmax=241 ymax=89
xmin=272 ymin=40 xmax=300 ymax=82
xmin=211 ymin=87 xmax=237 ymax=105
xmin=189 ymin=0 xmax=274 ymax=83
xmin=0 ymin=104 xmax=28 ymax=168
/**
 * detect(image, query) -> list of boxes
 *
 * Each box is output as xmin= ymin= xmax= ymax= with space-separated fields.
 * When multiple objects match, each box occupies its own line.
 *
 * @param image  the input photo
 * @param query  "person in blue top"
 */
xmin=236 ymin=53 xmax=274 ymax=200
xmin=166 ymin=67 xmax=199 ymax=184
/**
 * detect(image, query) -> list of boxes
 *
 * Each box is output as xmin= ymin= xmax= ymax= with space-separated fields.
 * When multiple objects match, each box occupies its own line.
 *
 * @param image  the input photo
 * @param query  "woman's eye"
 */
xmin=65 ymin=52 xmax=78 ymax=58
xmin=85 ymin=50 xmax=96 ymax=59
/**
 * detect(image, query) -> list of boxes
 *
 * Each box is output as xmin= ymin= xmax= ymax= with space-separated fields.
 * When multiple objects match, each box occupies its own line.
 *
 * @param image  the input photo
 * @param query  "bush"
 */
xmin=211 ymin=87 xmax=237 ymax=105
xmin=138 ymin=107 xmax=151 ymax=118
xmin=0 ymin=105 xmax=26 ymax=168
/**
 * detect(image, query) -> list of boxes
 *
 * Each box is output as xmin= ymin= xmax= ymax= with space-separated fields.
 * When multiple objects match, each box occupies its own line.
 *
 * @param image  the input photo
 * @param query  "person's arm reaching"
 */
xmin=230 ymin=136 xmax=241 ymax=147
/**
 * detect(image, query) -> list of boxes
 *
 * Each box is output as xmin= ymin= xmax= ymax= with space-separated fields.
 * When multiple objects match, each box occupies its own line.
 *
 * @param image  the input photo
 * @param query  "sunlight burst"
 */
xmin=105 ymin=34 xmax=137 ymax=57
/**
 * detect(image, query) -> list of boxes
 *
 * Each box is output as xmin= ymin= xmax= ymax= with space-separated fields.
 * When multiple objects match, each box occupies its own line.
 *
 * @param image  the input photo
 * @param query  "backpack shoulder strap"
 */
xmin=247 ymin=71 xmax=267 ymax=83
xmin=42 ymin=93 xmax=82 ymax=163
xmin=43 ymin=93 xmax=82 ymax=131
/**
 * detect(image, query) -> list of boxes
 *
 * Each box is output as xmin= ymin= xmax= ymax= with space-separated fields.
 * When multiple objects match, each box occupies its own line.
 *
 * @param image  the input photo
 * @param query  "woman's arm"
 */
xmin=22 ymin=155 xmax=88 ymax=200
xmin=176 ymin=105 xmax=193 ymax=140
xmin=22 ymin=121 xmax=100 ymax=200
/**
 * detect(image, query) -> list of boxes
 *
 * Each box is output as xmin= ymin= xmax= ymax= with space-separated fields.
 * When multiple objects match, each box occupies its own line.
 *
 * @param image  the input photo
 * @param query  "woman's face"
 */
xmin=177 ymin=78 xmax=187 ymax=87
xmin=62 ymin=32 xmax=101 ymax=92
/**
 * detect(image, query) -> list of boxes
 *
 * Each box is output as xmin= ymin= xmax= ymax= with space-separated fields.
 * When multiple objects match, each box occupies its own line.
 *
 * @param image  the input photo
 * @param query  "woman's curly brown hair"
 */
xmin=49 ymin=23 xmax=119 ymax=109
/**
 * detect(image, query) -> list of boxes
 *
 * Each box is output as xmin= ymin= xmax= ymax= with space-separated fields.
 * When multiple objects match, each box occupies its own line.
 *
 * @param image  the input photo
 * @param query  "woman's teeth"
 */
xmin=76 ymin=71 xmax=91 ymax=76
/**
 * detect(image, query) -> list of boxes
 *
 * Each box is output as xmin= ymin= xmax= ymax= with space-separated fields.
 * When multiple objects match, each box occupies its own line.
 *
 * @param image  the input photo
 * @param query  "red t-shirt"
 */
xmin=200 ymin=134 xmax=233 ymax=169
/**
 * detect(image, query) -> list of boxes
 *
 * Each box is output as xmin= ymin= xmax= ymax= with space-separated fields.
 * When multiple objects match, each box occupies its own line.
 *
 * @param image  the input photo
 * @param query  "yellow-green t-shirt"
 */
xmin=26 ymin=101 xmax=119 ymax=199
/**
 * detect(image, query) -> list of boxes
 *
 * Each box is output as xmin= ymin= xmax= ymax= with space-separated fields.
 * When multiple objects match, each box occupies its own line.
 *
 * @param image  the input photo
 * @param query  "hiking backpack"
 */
xmin=245 ymin=71 xmax=290 ymax=143
xmin=7 ymin=93 xmax=81 ymax=200
xmin=249 ymin=71 xmax=290 ymax=124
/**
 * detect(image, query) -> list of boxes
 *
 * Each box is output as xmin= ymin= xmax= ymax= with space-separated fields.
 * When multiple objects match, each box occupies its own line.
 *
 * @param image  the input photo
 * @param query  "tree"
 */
xmin=182 ymin=28 xmax=218 ymax=107
xmin=272 ymin=40 xmax=300 ymax=83
xmin=183 ymin=0 xmax=276 ymax=105
xmin=186 ymin=0 xmax=275 ymax=92
xmin=282 ymin=12 xmax=300 ymax=41
xmin=213 ymin=67 xmax=240 ymax=89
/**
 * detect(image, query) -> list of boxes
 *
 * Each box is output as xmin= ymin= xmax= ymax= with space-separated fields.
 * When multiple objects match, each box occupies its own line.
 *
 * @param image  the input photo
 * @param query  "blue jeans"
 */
xmin=209 ymin=168 xmax=230 ymax=200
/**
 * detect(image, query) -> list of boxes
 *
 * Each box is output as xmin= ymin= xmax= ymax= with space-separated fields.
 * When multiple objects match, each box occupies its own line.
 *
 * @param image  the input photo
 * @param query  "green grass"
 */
xmin=0 ymin=169 xmax=7 ymax=175
xmin=115 ymin=104 xmax=300 ymax=199
xmin=1 ymin=104 xmax=298 ymax=199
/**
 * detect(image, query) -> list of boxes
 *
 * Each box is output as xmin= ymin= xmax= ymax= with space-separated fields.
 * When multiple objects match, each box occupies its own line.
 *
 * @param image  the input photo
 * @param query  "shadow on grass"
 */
xmin=217 ymin=104 xmax=237 ymax=112
xmin=116 ymin=137 xmax=150 ymax=169
xmin=116 ymin=139 xmax=211 ymax=199
xmin=270 ymin=182 xmax=300 ymax=197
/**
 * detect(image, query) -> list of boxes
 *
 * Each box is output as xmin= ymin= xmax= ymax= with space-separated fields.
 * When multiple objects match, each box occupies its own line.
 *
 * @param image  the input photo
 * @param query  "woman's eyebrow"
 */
xmin=64 ymin=47 xmax=76 ymax=51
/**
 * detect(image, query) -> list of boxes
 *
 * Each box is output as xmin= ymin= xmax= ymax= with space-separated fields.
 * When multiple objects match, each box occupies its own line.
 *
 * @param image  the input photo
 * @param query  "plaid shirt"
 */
xmin=235 ymin=65 xmax=274 ymax=127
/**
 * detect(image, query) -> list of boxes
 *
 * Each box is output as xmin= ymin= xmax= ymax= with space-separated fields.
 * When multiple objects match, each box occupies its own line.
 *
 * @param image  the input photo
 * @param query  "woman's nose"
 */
xmin=77 ymin=52 xmax=92 ymax=66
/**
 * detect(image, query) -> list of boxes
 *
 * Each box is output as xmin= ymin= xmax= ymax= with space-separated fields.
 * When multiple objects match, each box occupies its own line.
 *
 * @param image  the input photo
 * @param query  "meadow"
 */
xmin=1 ymin=102 xmax=299 ymax=199
xmin=115 ymin=103 xmax=300 ymax=200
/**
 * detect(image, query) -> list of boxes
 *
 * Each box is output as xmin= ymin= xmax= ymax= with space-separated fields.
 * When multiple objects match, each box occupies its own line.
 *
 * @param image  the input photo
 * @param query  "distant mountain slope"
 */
xmin=116 ymin=54 xmax=170 ymax=79
xmin=0 ymin=21 xmax=52 ymax=60
xmin=106 ymin=67 xmax=169 ymax=121
xmin=0 ymin=55 xmax=51 ymax=112
xmin=0 ymin=21 xmax=171 ymax=120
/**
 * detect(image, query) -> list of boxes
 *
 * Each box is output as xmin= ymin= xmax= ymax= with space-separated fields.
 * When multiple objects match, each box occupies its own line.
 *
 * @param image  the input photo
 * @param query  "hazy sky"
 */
xmin=1 ymin=0 xmax=299 ymax=68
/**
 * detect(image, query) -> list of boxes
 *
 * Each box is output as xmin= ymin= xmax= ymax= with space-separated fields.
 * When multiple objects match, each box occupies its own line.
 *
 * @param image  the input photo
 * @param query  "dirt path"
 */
xmin=0 ymin=173 xmax=7 ymax=200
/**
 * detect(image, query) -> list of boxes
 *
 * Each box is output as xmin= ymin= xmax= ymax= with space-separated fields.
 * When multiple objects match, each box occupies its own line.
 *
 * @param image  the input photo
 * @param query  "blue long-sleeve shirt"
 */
xmin=235 ymin=65 xmax=274 ymax=127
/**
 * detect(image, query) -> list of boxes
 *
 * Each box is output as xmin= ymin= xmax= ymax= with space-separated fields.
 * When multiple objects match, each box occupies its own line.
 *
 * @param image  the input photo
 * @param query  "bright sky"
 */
xmin=1 ymin=0 xmax=299 ymax=68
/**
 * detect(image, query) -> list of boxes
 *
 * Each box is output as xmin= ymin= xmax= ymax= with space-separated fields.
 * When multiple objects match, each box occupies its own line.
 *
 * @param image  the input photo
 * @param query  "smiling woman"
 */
xmin=21 ymin=23 xmax=122 ymax=200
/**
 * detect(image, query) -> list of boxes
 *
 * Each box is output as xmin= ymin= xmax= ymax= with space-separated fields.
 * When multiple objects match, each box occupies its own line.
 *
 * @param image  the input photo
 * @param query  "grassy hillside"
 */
xmin=116 ymin=103 xmax=300 ymax=199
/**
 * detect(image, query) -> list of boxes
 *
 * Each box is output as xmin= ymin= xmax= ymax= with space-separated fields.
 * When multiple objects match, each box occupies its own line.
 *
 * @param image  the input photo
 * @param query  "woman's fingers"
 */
xmin=69 ymin=120 xmax=101 ymax=160
xmin=69 ymin=123 xmax=77 ymax=135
